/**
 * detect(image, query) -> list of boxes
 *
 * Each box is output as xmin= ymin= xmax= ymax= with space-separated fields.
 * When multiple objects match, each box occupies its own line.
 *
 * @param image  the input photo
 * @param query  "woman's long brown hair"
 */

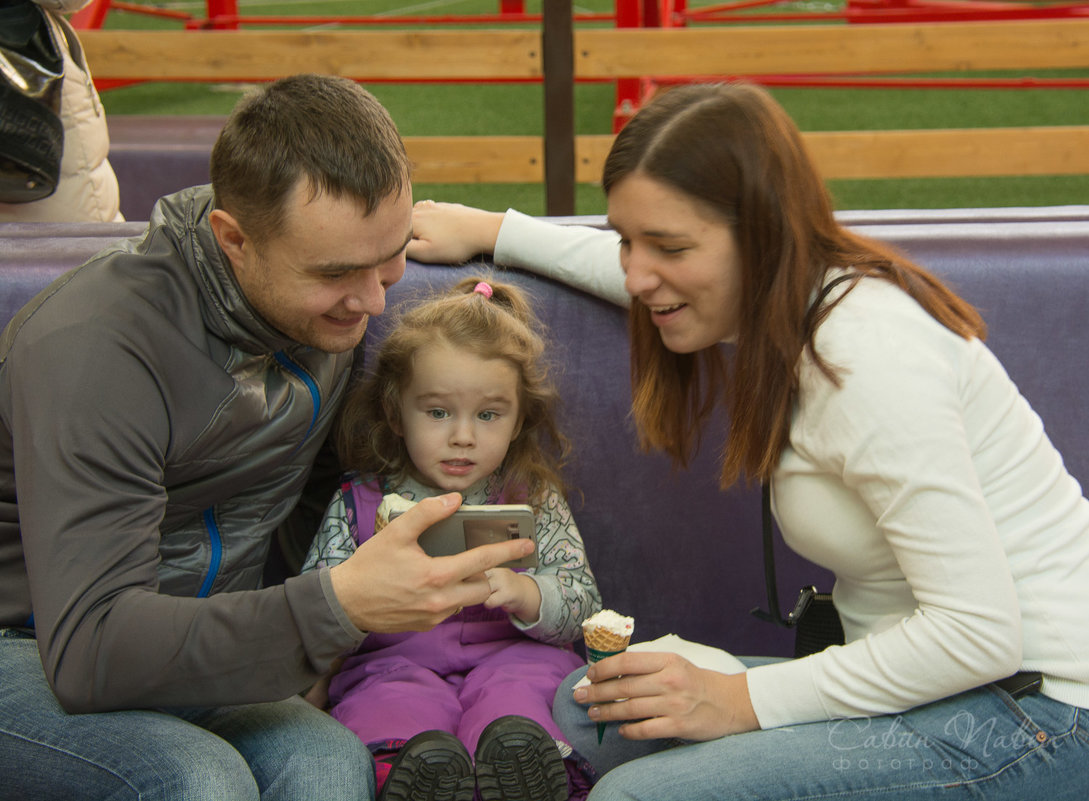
xmin=605 ymin=83 xmax=985 ymax=487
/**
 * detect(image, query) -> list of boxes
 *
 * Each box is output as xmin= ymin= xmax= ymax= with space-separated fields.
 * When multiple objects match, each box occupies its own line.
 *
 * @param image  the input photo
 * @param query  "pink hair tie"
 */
xmin=473 ymin=281 xmax=494 ymax=299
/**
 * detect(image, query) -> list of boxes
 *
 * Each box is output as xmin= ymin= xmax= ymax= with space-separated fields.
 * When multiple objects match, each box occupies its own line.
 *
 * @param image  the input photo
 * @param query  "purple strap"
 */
xmin=344 ymin=477 xmax=385 ymax=546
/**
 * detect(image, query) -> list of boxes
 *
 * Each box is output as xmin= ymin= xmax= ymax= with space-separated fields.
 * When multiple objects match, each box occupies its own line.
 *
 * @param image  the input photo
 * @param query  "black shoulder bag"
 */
xmin=750 ymin=273 xmax=857 ymax=657
xmin=0 ymin=0 xmax=66 ymax=203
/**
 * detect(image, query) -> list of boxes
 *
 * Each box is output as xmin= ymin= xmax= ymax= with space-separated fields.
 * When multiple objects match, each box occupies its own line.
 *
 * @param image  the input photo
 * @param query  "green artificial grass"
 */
xmin=95 ymin=0 xmax=1088 ymax=213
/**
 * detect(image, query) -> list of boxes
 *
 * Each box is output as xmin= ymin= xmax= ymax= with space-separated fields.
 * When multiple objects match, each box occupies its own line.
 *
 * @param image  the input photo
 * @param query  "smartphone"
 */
xmin=390 ymin=504 xmax=537 ymax=569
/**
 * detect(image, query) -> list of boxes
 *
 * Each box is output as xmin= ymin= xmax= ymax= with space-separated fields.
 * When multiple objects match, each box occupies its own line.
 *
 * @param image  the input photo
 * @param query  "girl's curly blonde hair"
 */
xmin=335 ymin=276 xmax=570 ymax=510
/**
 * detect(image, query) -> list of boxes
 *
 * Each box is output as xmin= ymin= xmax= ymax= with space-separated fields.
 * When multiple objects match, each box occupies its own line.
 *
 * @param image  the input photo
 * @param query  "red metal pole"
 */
xmin=204 ymin=0 xmax=239 ymax=29
xmin=614 ymin=0 xmax=643 ymax=132
xmin=69 ymin=0 xmax=111 ymax=29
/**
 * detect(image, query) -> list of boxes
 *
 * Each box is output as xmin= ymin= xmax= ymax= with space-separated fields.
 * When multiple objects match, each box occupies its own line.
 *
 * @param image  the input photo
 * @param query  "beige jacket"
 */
xmin=0 ymin=0 xmax=121 ymax=222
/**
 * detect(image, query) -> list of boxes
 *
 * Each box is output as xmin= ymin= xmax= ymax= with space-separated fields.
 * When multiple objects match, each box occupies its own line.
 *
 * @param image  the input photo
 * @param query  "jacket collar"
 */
xmin=150 ymin=185 xmax=303 ymax=356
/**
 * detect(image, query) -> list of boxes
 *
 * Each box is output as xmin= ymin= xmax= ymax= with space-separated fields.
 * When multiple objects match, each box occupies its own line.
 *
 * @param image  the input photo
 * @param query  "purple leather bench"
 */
xmin=3 ymin=206 xmax=1088 ymax=657
xmin=107 ymin=116 xmax=221 ymax=221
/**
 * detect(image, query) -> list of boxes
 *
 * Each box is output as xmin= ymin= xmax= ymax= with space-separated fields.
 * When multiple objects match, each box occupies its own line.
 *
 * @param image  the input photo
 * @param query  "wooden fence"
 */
xmin=79 ymin=18 xmax=1089 ymax=213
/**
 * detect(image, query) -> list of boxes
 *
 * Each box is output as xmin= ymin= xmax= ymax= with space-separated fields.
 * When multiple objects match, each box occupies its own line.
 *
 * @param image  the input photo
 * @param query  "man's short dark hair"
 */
xmin=210 ymin=74 xmax=411 ymax=246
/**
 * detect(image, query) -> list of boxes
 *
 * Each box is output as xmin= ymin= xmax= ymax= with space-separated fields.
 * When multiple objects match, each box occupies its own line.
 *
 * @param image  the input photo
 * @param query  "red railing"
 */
xmin=70 ymin=0 xmax=612 ymax=30
xmin=72 ymin=0 xmax=1089 ymax=132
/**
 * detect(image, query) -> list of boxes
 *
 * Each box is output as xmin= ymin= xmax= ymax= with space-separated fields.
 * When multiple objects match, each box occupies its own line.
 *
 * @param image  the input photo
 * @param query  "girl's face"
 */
xmin=394 ymin=341 xmax=523 ymax=492
xmin=609 ymin=172 xmax=743 ymax=352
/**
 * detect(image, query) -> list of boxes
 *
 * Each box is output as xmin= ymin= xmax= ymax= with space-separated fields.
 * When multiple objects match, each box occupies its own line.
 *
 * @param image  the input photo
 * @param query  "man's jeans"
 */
xmin=0 ymin=630 xmax=375 ymax=801
xmin=555 ymin=659 xmax=1089 ymax=800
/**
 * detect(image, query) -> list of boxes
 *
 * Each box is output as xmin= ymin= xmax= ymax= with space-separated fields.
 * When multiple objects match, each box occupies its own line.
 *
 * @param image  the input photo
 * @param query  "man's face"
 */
xmin=230 ymin=180 xmax=413 ymax=354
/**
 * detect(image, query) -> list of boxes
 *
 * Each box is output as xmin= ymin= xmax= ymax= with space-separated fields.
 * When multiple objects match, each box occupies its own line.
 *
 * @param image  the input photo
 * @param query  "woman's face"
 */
xmin=608 ymin=172 xmax=743 ymax=353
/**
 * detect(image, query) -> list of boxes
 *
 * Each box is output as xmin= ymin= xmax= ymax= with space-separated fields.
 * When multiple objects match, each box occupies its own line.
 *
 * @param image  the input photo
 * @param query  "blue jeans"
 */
xmin=0 ymin=630 xmax=375 ymax=801
xmin=555 ymin=660 xmax=1089 ymax=800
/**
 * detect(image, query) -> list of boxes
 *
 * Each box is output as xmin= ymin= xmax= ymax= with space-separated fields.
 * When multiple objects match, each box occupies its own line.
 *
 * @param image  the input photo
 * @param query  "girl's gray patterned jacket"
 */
xmin=304 ymin=473 xmax=602 ymax=646
xmin=0 ymin=185 xmax=364 ymax=713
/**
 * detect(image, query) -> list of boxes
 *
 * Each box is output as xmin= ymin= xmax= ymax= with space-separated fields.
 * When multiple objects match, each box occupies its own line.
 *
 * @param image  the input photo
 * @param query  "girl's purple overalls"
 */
xmin=327 ymin=478 xmax=585 ymax=757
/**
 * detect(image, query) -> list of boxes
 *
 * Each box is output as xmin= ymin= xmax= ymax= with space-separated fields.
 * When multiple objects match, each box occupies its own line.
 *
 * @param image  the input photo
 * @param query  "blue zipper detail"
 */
xmin=191 ymin=353 xmax=320 ymax=596
xmin=273 ymin=351 xmax=321 ymax=442
xmin=197 ymin=508 xmax=223 ymax=598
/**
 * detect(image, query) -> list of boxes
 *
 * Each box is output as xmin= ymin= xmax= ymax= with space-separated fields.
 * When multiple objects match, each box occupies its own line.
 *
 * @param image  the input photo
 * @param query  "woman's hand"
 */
xmin=483 ymin=567 xmax=542 ymax=624
xmin=408 ymin=200 xmax=505 ymax=264
xmin=573 ymin=651 xmax=759 ymax=741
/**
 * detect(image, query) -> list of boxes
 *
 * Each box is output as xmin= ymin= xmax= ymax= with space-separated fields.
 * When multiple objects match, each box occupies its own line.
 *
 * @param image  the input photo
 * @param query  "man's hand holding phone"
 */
xmin=328 ymin=493 xmax=534 ymax=634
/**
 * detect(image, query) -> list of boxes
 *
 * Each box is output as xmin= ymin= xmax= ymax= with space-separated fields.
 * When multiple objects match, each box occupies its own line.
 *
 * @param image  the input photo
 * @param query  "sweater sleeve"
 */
xmin=746 ymin=282 xmax=1024 ymax=728
xmin=494 ymin=210 xmax=630 ymax=308
xmin=301 ymin=489 xmax=358 ymax=571
xmin=513 ymin=489 xmax=603 ymax=645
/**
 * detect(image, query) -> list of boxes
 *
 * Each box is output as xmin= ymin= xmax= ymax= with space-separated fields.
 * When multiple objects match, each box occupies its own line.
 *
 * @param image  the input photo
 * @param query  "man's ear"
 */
xmin=209 ymin=208 xmax=248 ymax=272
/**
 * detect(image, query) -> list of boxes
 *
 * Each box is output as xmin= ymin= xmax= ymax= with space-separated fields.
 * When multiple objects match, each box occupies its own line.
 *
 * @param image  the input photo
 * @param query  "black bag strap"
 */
xmin=751 ymin=482 xmax=792 ymax=627
xmin=751 ymin=272 xmax=859 ymax=629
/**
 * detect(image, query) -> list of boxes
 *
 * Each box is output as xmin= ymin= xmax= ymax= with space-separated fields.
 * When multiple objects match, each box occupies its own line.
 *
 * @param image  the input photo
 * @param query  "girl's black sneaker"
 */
xmin=474 ymin=715 xmax=568 ymax=801
xmin=378 ymin=729 xmax=475 ymax=801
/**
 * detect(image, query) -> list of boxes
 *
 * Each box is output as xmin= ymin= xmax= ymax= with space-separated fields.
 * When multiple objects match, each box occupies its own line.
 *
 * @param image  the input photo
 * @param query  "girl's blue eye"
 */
xmin=478 ymin=411 xmax=498 ymax=422
xmin=427 ymin=409 xmax=448 ymax=420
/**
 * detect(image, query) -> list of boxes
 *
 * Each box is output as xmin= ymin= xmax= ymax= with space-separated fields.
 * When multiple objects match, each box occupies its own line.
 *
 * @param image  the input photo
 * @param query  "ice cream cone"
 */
xmin=582 ymin=609 xmax=634 ymax=660
xmin=375 ymin=493 xmax=416 ymax=533
xmin=580 ymin=610 xmax=634 ymax=743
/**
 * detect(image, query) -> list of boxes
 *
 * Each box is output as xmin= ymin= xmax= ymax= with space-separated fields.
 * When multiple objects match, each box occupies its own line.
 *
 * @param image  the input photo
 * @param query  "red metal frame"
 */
xmin=668 ymin=0 xmax=1089 ymax=25
xmin=71 ymin=1 xmax=1089 ymax=138
xmin=70 ymin=1 xmax=611 ymax=30
xmin=611 ymin=0 xmax=1089 ymax=130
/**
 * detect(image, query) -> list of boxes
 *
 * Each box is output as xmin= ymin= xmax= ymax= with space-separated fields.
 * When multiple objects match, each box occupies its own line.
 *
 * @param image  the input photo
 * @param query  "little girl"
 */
xmin=303 ymin=277 xmax=602 ymax=801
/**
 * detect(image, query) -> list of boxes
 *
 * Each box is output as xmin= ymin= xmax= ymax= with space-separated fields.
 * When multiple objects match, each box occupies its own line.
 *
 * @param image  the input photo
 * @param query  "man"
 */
xmin=0 ymin=74 xmax=532 ymax=800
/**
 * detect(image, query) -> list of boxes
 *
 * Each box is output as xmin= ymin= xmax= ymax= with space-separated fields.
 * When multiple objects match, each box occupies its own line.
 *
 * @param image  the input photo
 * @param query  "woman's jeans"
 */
xmin=0 ymin=630 xmax=375 ymax=801
xmin=555 ymin=659 xmax=1089 ymax=800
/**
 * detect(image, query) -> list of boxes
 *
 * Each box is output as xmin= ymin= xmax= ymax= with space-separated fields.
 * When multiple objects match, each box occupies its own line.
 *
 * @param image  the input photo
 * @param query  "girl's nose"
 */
xmin=450 ymin=419 xmax=475 ymax=447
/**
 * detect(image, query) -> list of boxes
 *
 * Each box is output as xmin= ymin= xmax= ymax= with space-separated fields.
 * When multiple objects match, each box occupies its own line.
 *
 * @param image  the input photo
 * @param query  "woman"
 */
xmin=407 ymin=82 xmax=1089 ymax=799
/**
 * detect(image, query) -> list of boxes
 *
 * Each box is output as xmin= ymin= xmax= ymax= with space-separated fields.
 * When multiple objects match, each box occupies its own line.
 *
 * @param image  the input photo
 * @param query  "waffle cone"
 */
xmin=583 ymin=626 xmax=631 ymax=654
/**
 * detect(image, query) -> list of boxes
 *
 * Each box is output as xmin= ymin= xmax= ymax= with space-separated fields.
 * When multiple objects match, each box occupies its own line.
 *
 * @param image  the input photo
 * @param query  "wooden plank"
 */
xmin=80 ymin=30 xmax=542 ymax=81
xmin=804 ymin=126 xmax=1089 ymax=179
xmin=576 ymin=135 xmax=614 ymax=183
xmin=82 ymin=20 xmax=1089 ymax=82
xmin=411 ymin=127 xmax=1089 ymax=183
xmin=575 ymin=19 xmax=1089 ymax=77
xmin=404 ymin=136 xmax=543 ymax=183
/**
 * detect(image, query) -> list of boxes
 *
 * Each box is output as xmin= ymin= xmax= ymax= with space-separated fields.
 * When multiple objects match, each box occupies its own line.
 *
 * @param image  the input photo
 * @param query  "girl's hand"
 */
xmin=573 ymin=651 xmax=759 ymax=741
xmin=408 ymin=200 xmax=504 ymax=264
xmin=483 ymin=567 xmax=542 ymax=623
